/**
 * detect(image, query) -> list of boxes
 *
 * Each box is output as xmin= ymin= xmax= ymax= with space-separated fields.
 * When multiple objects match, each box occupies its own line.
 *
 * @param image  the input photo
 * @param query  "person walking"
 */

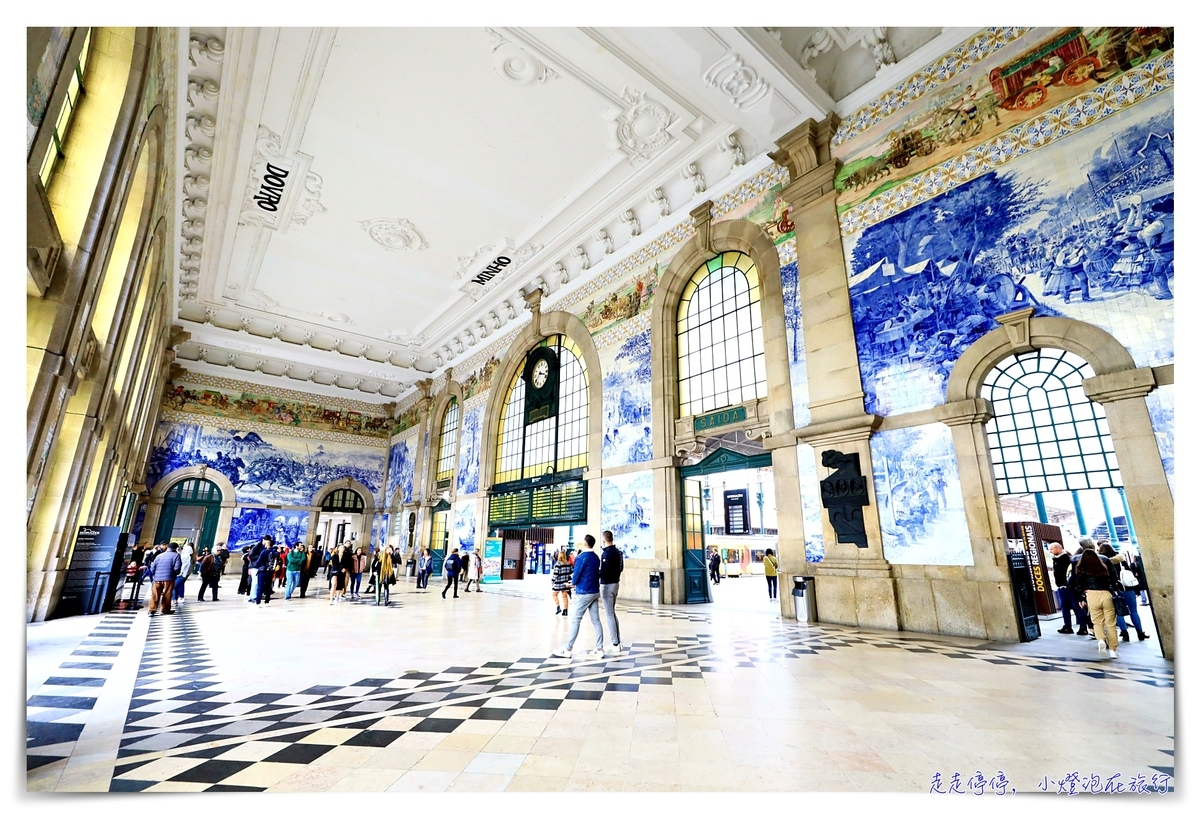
xmin=463 ymin=550 xmax=479 ymax=593
xmin=551 ymin=549 xmax=572 ymax=616
xmin=124 ymin=558 xmax=145 ymax=604
xmin=599 ymin=531 xmax=625 ymax=654
xmin=197 ymin=549 xmax=221 ymax=602
xmin=763 ymin=548 xmax=780 ymax=600
xmin=1049 ymin=542 xmax=1088 ymax=635
xmin=442 ymin=548 xmax=462 ymax=599
xmin=708 ymin=547 xmax=721 ymax=586
xmin=1104 ymin=544 xmax=1150 ymax=642
xmin=147 ymin=542 xmax=183 ymax=616
xmin=237 ymin=546 xmax=253 ymax=597
xmin=471 ymin=550 xmax=483 ymax=592
xmin=253 ymin=542 xmax=278 ymax=605
xmin=327 ymin=544 xmax=346 ymax=604
xmin=372 ymin=546 xmax=395 ymax=605
xmin=552 ymin=535 xmax=605 ymax=658
xmin=285 ymin=543 xmax=307 ymax=600
xmin=215 ymin=543 xmax=229 ymax=576
xmin=417 ymin=548 xmax=433 ymax=591
xmin=350 ymin=546 xmax=368 ymax=599
xmin=299 ymin=543 xmax=318 ymax=598
xmin=1069 ymin=540 xmax=1121 ymax=659
xmin=172 ymin=541 xmax=194 ymax=607
xmin=274 ymin=545 xmax=288 ymax=589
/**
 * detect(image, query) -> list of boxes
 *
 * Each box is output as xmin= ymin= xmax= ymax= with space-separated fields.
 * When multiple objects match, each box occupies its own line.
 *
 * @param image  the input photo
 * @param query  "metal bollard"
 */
xmin=649 ymin=571 xmax=662 ymax=606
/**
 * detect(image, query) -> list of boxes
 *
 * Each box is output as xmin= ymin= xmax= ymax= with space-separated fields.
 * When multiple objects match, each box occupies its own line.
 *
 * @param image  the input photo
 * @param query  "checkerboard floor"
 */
xmin=28 ymin=580 xmax=1174 ymax=793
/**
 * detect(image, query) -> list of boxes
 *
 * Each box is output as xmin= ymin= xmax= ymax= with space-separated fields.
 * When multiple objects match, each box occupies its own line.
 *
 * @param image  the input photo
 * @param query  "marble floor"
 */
xmin=26 ymin=576 xmax=1174 ymax=793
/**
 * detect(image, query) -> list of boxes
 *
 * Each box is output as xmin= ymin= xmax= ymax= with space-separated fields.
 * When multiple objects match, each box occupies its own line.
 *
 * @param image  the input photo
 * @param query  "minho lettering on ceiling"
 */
xmin=471 ymin=255 xmax=511 ymax=286
xmin=458 ymin=240 xmax=521 ymax=301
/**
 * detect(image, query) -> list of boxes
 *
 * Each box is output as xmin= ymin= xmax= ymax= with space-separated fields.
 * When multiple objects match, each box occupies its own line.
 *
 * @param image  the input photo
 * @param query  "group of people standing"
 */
xmin=407 ymin=547 xmax=484 ymax=597
xmin=1049 ymin=536 xmax=1151 ymax=659
xmin=123 ymin=540 xmax=231 ymax=615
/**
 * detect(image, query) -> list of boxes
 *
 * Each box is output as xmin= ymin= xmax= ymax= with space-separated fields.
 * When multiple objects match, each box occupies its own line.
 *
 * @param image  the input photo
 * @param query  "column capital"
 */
xmin=934 ymin=398 xmax=994 ymax=427
xmin=793 ymin=413 xmax=882 ymax=447
xmin=1082 ymin=366 xmax=1157 ymax=404
xmin=771 ymin=114 xmax=842 ymax=210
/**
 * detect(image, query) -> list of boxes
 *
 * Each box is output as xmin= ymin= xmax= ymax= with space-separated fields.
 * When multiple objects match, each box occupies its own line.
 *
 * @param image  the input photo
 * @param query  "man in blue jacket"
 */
xmin=553 ymin=535 xmax=605 ymax=658
xmin=148 ymin=542 xmax=183 ymax=616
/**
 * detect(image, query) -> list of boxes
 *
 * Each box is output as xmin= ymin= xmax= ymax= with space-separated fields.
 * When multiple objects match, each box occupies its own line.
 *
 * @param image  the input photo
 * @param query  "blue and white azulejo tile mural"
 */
xmin=454 ymin=500 xmax=477 ymax=553
xmin=796 ymin=443 xmax=825 ymax=562
xmin=870 ymin=424 xmax=973 ymax=565
xmin=1145 ymin=384 xmax=1174 ymax=495
xmin=147 ymin=420 xmax=384 ymax=507
xmin=601 ymin=470 xmax=654 ymax=560
xmin=385 ymin=434 xmax=416 ymax=508
xmin=600 ymin=327 xmax=653 ymax=468
xmin=779 ymin=260 xmax=812 ymax=429
xmin=845 ymin=91 xmax=1174 ymax=417
xmin=228 ymin=508 xmax=310 ymax=550
xmin=456 ymin=405 xmax=483 ymax=496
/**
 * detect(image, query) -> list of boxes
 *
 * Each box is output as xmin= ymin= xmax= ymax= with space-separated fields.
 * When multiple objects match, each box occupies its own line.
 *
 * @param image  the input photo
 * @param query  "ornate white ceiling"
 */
xmin=171 ymin=26 xmax=978 ymax=403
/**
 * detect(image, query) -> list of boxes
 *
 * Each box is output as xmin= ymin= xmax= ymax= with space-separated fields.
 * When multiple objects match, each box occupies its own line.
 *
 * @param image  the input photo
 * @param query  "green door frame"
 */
xmin=679 ymin=447 xmax=774 ymax=604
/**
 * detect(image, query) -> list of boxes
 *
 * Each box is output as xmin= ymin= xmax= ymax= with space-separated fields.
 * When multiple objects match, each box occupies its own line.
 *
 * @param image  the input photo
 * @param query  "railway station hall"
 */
xmin=24 ymin=23 xmax=1177 ymax=795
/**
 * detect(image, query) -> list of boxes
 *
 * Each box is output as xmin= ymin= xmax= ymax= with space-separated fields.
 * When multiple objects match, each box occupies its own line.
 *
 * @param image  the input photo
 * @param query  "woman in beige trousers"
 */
xmin=1070 ymin=546 xmax=1121 ymax=658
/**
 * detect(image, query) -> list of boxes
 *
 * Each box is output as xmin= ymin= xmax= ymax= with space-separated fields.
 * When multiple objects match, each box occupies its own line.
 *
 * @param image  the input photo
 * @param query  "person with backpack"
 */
xmin=599 ymin=531 xmax=625 ymax=654
xmin=197 ymin=549 xmax=221 ymax=602
xmin=442 ymin=548 xmax=462 ymax=599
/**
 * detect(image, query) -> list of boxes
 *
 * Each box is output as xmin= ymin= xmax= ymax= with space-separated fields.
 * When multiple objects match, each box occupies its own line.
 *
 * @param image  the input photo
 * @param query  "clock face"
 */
xmin=531 ymin=358 xmax=550 ymax=389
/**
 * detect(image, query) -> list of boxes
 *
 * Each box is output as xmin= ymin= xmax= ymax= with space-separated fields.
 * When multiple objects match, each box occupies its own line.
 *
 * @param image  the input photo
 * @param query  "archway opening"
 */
xmin=317 ymin=487 xmax=366 ymax=552
xmin=983 ymin=347 xmax=1156 ymax=648
xmin=154 ymin=478 xmax=222 ymax=552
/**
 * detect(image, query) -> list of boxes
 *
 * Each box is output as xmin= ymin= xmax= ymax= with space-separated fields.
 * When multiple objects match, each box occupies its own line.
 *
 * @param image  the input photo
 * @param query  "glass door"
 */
xmin=682 ymin=477 xmax=710 ymax=603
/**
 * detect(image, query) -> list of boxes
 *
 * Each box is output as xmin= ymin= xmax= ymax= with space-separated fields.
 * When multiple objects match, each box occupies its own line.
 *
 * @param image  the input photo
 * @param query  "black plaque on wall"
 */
xmin=819 ymin=450 xmax=870 ymax=548
xmin=723 ymin=489 xmax=749 ymax=535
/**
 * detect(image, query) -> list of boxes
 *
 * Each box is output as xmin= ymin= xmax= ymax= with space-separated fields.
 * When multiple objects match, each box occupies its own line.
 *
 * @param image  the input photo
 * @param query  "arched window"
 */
xmin=321 ymin=488 xmax=364 ymax=513
xmin=981 ymin=348 xmax=1121 ymax=494
xmin=494 ymin=335 xmax=588 ymax=486
xmin=434 ymin=397 xmax=459 ymax=487
xmin=677 ymin=251 xmax=766 ymax=417
xmin=164 ymin=478 xmax=221 ymax=503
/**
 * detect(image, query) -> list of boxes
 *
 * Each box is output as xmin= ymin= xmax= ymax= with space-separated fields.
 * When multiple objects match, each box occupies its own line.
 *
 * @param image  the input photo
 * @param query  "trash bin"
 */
xmin=649 ymin=571 xmax=662 ymax=606
xmin=792 ymin=576 xmax=817 ymax=623
xmin=406 ymin=558 xmax=417 ymax=578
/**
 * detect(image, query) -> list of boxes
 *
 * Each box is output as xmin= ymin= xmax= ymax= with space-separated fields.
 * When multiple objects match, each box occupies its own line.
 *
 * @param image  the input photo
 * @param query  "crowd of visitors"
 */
xmin=1048 ymin=535 xmax=1151 ymax=660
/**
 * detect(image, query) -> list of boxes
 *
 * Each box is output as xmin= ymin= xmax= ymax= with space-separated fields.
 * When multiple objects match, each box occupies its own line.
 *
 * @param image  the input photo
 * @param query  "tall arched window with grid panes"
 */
xmin=488 ymin=335 xmax=589 ymax=530
xmin=434 ymin=397 xmax=459 ymax=491
xmin=981 ymin=348 xmax=1122 ymax=494
xmin=677 ymin=251 xmax=767 ymax=417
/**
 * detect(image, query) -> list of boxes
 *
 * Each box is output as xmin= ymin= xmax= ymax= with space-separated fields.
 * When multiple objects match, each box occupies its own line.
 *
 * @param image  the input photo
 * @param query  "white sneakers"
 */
xmin=1108 ymin=649 xmax=1119 ymax=659
xmin=1098 ymin=640 xmax=1107 ymax=655
xmin=551 ymin=650 xmax=572 ymax=659
xmin=605 ymin=643 xmax=623 ymax=655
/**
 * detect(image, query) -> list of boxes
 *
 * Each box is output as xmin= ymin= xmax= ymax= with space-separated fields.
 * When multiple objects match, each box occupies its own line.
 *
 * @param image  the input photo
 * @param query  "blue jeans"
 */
xmin=285 ymin=570 xmax=301 ymax=599
xmin=351 ymin=572 xmax=363 ymax=595
xmin=563 ymin=592 xmax=604 ymax=653
xmin=765 ymin=575 xmax=778 ymax=599
xmin=1116 ymin=590 xmax=1144 ymax=633
xmin=1057 ymin=587 xmax=1085 ymax=630
xmin=173 ymin=575 xmax=186 ymax=601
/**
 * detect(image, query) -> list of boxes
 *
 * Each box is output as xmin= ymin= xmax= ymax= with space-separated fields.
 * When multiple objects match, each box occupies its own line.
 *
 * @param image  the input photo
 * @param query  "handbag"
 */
xmin=1119 ymin=566 xmax=1138 ymax=588
xmin=1112 ymin=592 xmax=1130 ymax=618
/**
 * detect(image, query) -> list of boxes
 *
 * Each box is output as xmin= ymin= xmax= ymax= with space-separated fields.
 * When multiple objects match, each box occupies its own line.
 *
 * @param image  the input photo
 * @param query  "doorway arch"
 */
xmin=143 ymin=465 xmax=237 ymax=550
xmin=946 ymin=313 xmax=1174 ymax=657
xmin=310 ymin=477 xmax=376 ymax=554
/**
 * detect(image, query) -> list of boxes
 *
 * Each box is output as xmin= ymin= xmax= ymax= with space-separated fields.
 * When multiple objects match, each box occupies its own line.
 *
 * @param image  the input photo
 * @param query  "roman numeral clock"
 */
xmin=523 ymin=346 xmax=559 ymax=426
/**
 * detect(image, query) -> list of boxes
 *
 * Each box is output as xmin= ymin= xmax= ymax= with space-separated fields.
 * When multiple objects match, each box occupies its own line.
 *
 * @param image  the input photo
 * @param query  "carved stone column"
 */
xmin=1083 ymin=368 xmax=1174 ymax=659
xmin=772 ymin=116 xmax=899 ymax=631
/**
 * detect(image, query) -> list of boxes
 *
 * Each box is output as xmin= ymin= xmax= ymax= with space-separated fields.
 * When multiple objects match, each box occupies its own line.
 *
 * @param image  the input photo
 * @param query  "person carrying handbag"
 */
xmin=1068 ymin=540 xmax=1122 ymax=659
xmin=1101 ymin=543 xmax=1150 ymax=642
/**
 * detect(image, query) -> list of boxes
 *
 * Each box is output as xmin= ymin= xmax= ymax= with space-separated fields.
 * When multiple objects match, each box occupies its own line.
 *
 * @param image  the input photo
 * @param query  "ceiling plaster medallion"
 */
xmin=610 ymin=88 xmax=675 ymax=163
xmin=360 ymin=217 xmax=428 ymax=251
xmin=703 ymin=53 xmax=771 ymax=109
xmin=486 ymin=28 xmax=559 ymax=86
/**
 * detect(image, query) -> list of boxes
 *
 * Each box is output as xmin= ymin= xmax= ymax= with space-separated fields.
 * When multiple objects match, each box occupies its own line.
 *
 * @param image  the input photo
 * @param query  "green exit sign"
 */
xmin=693 ymin=405 xmax=747 ymax=432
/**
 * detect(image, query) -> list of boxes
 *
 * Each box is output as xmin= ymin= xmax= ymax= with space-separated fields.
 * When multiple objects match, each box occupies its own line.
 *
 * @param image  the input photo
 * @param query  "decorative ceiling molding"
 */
xmin=831 ymin=27 xmax=1031 ymax=149
xmin=237 ymin=125 xmax=326 ymax=233
xmin=487 ymin=28 xmax=559 ymax=86
xmin=607 ymin=87 xmax=677 ymax=164
xmin=360 ymin=217 xmax=428 ymax=251
xmin=703 ymin=52 xmax=772 ymax=109
xmin=178 ymin=28 xmax=226 ymax=304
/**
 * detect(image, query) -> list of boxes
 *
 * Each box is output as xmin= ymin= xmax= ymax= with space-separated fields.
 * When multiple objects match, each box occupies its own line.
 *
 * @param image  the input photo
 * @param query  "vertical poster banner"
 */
xmin=482 ymin=537 xmax=503 ymax=584
xmin=55 ymin=526 xmax=124 ymax=618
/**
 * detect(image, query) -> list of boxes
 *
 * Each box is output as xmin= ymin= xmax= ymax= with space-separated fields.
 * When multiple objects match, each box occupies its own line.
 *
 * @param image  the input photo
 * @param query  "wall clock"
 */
xmin=523 ymin=346 xmax=559 ymax=426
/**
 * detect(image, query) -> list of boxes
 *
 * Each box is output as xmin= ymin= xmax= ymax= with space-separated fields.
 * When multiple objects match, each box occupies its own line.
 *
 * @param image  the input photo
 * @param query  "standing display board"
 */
xmin=482 ymin=537 xmax=503 ymax=584
xmin=1004 ymin=521 xmax=1061 ymax=616
xmin=54 ymin=526 xmax=125 ymax=618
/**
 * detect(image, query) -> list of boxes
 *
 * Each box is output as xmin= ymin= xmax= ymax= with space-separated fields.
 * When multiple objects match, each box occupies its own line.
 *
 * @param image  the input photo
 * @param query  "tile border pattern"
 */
xmin=159 ymin=409 xmax=390 ymax=448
